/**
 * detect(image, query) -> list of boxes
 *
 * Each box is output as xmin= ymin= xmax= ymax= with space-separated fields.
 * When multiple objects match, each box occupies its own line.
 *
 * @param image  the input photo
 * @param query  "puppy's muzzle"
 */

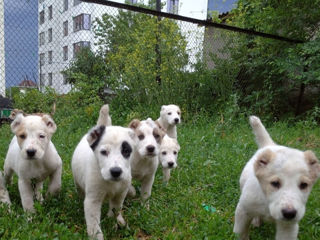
xmin=282 ymin=208 xmax=297 ymax=220
xmin=174 ymin=118 xmax=179 ymax=124
xmin=110 ymin=167 xmax=122 ymax=180
xmin=146 ymin=145 xmax=156 ymax=156
xmin=168 ymin=162 xmax=174 ymax=168
xmin=26 ymin=149 xmax=37 ymax=159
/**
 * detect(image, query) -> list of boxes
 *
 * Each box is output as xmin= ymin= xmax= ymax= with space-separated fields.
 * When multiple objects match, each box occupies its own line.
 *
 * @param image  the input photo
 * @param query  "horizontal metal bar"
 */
xmin=82 ymin=0 xmax=304 ymax=44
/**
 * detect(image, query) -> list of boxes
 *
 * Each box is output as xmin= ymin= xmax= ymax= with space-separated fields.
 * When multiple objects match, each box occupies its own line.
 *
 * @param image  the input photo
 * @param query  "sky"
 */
xmin=208 ymin=0 xmax=237 ymax=14
xmin=4 ymin=0 xmax=38 ymax=87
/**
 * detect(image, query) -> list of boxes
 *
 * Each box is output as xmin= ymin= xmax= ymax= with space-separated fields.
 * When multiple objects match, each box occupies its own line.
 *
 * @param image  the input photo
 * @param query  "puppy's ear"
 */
xmin=254 ymin=149 xmax=275 ymax=178
xmin=87 ymin=125 xmax=106 ymax=150
xmin=42 ymin=115 xmax=57 ymax=134
xmin=304 ymin=150 xmax=320 ymax=183
xmin=129 ymin=119 xmax=140 ymax=130
xmin=11 ymin=113 xmax=24 ymax=133
xmin=161 ymin=105 xmax=167 ymax=111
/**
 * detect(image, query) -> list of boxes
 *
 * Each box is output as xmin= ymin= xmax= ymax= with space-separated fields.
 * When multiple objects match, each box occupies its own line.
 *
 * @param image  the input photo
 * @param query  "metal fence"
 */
xmin=1 ymin=0 xmax=301 ymax=106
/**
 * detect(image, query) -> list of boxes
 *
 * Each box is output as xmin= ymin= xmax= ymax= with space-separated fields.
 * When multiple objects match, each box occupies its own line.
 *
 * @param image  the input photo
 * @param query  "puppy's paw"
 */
xmin=249 ymin=116 xmax=261 ymax=127
xmin=251 ymin=217 xmax=262 ymax=227
xmin=116 ymin=214 xmax=126 ymax=227
xmin=127 ymin=185 xmax=136 ymax=198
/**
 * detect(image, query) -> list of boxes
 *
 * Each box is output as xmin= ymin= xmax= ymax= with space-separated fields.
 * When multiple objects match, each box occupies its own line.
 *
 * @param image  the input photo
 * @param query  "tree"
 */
xmin=93 ymin=2 xmax=189 ymax=106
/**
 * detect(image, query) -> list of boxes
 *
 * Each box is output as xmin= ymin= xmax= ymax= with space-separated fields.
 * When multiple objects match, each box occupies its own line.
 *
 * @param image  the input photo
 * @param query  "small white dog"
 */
xmin=234 ymin=116 xmax=320 ymax=240
xmin=3 ymin=113 xmax=62 ymax=212
xmin=159 ymin=135 xmax=180 ymax=183
xmin=128 ymin=118 xmax=165 ymax=201
xmin=0 ymin=171 xmax=11 ymax=205
xmin=156 ymin=104 xmax=181 ymax=139
xmin=72 ymin=106 xmax=135 ymax=240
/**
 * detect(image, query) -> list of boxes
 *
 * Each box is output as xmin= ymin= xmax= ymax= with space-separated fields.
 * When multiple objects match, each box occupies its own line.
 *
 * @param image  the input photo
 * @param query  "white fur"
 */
xmin=159 ymin=135 xmax=180 ymax=183
xmin=3 ymin=114 xmax=62 ymax=212
xmin=234 ymin=116 xmax=320 ymax=240
xmin=157 ymin=104 xmax=181 ymax=139
xmin=96 ymin=104 xmax=112 ymax=126
xmin=72 ymin=125 xmax=135 ymax=240
xmin=128 ymin=118 xmax=164 ymax=201
xmin=0 ymin=171 xmax=11 ymax=205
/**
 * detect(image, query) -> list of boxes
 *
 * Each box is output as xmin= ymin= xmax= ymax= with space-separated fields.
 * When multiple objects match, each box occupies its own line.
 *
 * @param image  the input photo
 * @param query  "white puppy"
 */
xmin=156 ymin=104 xmax=181 ymax=139
xmin=3 ymin=113 xmax=62 ymax=212
xmin=234 ymin=116 xmax=320 ymax=240
xmin=0 ymin=171 xmax=11 ymax=205
xmin=72 ymin=123 xmax=135 ymax=240
xmin=128 ymin=118 xmax=165 ymax=201
xmin=159 ymin=135 xmax=180 ymax=183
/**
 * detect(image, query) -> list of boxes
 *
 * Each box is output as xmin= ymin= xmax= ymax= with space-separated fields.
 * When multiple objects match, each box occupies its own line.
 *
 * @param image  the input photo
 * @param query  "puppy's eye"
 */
xmin=173 ymin=151 xmax=177 ymax=155
xmin=19 ymin=134 xmax=26 ymax=139
xmin=271 ymin=181 xmax=281 ymax=189
xmin=39 ymin=134 xmax=45 ymax=139
xmin=100 ymin=150 xmax=109 ymax=156
xmin=177 ymin=112 xmax=181 ymax=115
xmin=168 ymin=112 xmax=172 ymax=115
xmin=138 ymin=134 xmax=145 ymax=140
xmin=299 ymin=182 xmax=308 ymax=190
xmin=154 ymin=133 xmax=160 ymax=139
xmin=162 ymin=151 xmax=167 ymax=155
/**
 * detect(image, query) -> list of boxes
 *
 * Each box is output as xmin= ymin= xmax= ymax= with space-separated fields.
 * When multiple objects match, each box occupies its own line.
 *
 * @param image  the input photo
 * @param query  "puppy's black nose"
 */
xmin=110 ymin=167 xmax=122 ymax=178
xmin=282 ymin=208 xmax=297 ymax=220
xmin=168 ymin=162 xmax=174 ymax=168
xmin=26 ymin=149 xmax=36 ymax=158
xmin=174 ymin=118 xmax=179 ymax=124
xmin=146 ymin=145 xmax=155 ymax=153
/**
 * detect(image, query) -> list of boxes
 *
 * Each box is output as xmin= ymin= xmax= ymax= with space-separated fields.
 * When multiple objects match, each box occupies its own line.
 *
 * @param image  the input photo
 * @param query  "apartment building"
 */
xmin=0 ymin=1 xmax=5 ymax=96
xmin=37 ymin=0 xmax=214 ymax=93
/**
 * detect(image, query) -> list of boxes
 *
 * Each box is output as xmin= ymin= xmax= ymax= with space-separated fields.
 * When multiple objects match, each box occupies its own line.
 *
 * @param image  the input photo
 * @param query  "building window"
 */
xmin=48 ymin=5 xmax=53 ymax=20
xmin=63 ymin=21 xmax=68 ymax=36
xmin=48 ymin=73 xmax=53 ymax=86
xmin=39 ymin=32 xmax=45 ymax=46
xmin=40 ymin=10 xmax=45 ymax=24
xmin=48 ymin=51 xmax=53 ymax=64
xmin=167 ymin=0 xmax=179 ymax=14
xmin=73 ymin=14 xmax=91 ymax=32
xmin=74 ymin=0 xmax=82 ymax=6
xmin=73 ymin=41 xmax=90 ymax=58
xmin=64 ymin=0 xmax=68 ymax=11
xmin=48 ymin=28 xmax=52 ymax=43
xmin=63 ymin=46 xmax=68 ymax=61
xmin=40 ymin=53 xmax=45 ymax=66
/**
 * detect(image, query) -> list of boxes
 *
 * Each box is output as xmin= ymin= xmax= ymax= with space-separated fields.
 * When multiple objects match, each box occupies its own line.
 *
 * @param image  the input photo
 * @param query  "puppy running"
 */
xmin=4 ymin=113 xmax=62 ymax=212
xmin=0 ymin=171 xmax=11 ymax=205
xmin=159 ymin=135 xmax=180 ymax=183
xmin=128 ymin=118 xmax=165 ymax=201
xmin=234 ymin=116 xmax=320 ymax=240
xmin=72 ymin=105 xmax=135 ymax=240
xmin=156 ymin=104 xmax=181 ymax=139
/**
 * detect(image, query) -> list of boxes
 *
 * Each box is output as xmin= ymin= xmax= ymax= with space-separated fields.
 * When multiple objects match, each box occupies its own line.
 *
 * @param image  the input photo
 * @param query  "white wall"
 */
xmin=0 ymin=0 xmax=5 ymax=96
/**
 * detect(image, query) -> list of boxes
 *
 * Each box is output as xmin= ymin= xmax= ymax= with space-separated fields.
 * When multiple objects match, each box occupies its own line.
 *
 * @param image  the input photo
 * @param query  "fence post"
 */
xmin=155 ymin=0 xmax=161 ymax=85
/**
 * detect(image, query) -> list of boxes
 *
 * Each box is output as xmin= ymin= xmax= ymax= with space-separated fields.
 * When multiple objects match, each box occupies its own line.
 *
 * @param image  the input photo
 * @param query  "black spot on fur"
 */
xmin=90 ymin=125 xmax=106 ymax=150
xmin=121 ymin=141 xmax=132 ymax=159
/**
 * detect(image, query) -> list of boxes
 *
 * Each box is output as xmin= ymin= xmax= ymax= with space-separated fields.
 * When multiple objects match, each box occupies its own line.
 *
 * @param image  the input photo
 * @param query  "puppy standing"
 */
xmin=159 ymin=135 xmax=180 ymax=183
xmin=233 ymin=116 xmax=320 ymax=240
xmin=3 ymin=113 xmax=62 ymax=212
xmin=0 ymin=171 xmax=11 ymax=205
xmin=72 ymin=105 xmax=135 ymax=240
xmin=156 ymin=104 xmax=181 ymax=139
xmin=128 ymin=118 xmax=165 ymax=201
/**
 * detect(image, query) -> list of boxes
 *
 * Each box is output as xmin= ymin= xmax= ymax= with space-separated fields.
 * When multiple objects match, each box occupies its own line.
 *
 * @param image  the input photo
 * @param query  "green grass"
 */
xmin=0 ymin=115 xmax=320 ymax=239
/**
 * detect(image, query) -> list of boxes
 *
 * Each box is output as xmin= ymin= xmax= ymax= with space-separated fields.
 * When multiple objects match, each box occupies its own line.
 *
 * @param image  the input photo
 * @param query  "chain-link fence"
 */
xmin=1 ymin=0 xmax=305 ymax=114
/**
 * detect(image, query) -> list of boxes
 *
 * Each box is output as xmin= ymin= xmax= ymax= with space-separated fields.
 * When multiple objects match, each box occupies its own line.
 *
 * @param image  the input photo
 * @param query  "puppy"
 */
xmin=0 ymin=171 xmax=11 ymax=205
xmin=128 ymin=118 xmax=165 ymax=201
xmin=156 ymin=104 xmax=181 ymax=139
xmin=72 ymin=107 xmax=135 ymax=240
xmin=3 ymin=113 xmax=62 ymax=212
xmin=159 ymin=135 xmax=180 ymax=183
xmin=233 ymin=116 xmax=320 ymax=240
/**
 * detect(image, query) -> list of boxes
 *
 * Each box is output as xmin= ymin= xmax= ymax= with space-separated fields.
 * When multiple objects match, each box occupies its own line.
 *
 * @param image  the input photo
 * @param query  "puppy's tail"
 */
xmin=249 ymin=116 xmax=275 ymax=148
xmin=97 ymin=104 xmax=112 ymax=126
